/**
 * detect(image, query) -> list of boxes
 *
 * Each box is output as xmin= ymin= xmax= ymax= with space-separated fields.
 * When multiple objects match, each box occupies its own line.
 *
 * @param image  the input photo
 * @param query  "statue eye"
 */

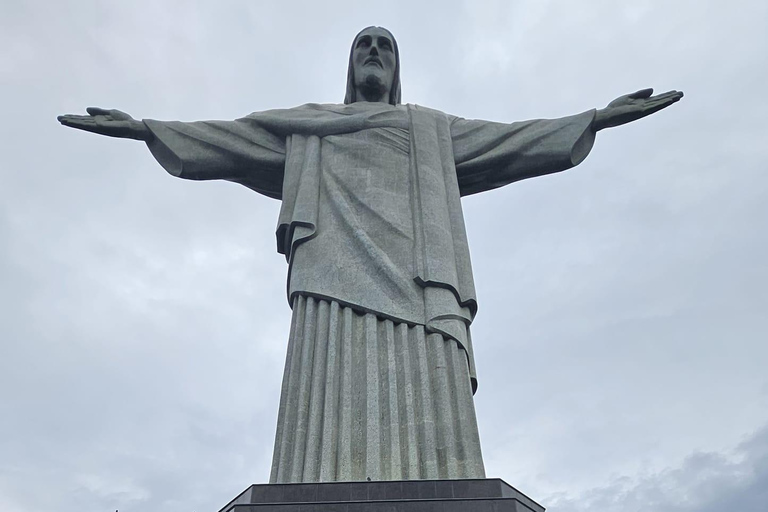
xmin=356 ymin=37 xmax=371 ymax=48
xmin=376 ymin=37 xmax=392 ymax=51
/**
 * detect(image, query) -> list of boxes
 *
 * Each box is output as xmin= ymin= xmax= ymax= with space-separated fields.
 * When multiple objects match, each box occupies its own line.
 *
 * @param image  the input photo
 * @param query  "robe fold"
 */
xmin=143 ymin=102 xmax=596 ymax=482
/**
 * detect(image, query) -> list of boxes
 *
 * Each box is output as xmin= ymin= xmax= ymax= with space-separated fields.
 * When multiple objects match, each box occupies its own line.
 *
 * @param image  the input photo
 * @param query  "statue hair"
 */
xmin=344 ymin=26 xmax=402 ymax=105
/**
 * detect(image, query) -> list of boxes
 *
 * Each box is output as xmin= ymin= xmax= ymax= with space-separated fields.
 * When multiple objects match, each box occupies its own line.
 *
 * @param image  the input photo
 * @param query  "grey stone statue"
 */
xmin=59 ymin=26 xmax=683 ymax=484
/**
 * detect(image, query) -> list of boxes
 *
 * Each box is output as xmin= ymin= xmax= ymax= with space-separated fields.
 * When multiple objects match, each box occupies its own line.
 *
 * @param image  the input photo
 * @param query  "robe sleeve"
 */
xmin=450 ymin=110 xmax=597 ymax=197
xmin=143 ymin=118 xmax=286 ymax=200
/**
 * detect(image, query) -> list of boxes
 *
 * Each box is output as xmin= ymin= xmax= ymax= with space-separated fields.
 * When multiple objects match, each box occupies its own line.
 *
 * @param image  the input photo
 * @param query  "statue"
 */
xmin=58 ymin=26 xmax=683 ymax=484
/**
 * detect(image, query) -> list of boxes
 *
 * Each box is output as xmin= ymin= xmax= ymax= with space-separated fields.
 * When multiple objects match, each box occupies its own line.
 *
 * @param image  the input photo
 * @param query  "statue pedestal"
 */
xmin=218 ymin=478 xmax=544 ymax=512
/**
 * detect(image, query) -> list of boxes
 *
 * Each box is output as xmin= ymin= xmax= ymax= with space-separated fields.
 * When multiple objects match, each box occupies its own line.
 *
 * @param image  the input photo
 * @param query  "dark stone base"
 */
xmin=218 ymin=479 xmax=544 ymax=512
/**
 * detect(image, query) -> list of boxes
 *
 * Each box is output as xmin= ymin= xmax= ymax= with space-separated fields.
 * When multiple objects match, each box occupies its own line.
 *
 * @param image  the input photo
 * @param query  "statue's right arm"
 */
xmin=59 ymin=107 xmax=287 ymax=200
xmin=58 ymin=108 xmax=152 ymax=141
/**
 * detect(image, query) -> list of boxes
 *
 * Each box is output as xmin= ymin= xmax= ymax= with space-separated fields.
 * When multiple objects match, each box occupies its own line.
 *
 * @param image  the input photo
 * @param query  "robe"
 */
xmin=143 ymin=102 xmax=596 ymax=482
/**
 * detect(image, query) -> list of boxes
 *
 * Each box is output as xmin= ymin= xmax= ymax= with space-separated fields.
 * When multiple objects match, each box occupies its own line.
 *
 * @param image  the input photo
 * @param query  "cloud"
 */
xmin=1 ymin=1 xmax=767 ymax=511
xmin=547 ymin=426 xmax=768 ymax=512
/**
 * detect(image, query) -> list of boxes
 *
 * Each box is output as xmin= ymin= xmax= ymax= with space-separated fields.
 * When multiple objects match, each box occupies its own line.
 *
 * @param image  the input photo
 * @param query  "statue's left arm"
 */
xmin=451 ymin=88 xmax=683 ymax=196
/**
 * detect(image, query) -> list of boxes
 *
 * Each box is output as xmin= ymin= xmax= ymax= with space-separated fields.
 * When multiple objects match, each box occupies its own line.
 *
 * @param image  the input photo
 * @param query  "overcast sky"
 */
xmin=1 ymin=1 xmax=767 ymax=511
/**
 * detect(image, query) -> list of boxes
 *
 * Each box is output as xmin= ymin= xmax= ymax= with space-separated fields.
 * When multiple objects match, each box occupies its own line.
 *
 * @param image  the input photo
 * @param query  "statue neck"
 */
xmin=355 ymin=87 xmax=389 ymax=104
xmin=355 ymin=75 xmax=391 ymax=104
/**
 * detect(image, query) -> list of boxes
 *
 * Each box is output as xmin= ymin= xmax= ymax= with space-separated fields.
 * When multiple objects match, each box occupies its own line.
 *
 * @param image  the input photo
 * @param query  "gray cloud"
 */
xmin=1 ymin=1 xmax=766 ymax=511
xmin=547 ymin=426 xmax=768 ymax=512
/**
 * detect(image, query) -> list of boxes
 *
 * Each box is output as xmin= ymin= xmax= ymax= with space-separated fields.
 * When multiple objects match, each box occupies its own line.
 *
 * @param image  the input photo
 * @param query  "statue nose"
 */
xmin=370 ymin=46 xmax=379 ymax=56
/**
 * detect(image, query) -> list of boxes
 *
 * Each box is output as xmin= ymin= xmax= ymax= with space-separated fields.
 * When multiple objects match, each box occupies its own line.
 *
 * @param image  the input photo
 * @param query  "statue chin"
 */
xmin=357 ymin=74 xmax=388 ymax=102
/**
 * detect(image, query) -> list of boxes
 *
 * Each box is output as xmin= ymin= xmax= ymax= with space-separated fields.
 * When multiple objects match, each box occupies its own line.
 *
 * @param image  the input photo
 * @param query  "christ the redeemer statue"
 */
xmin=59 ymin=26 xmax=683 ymax=484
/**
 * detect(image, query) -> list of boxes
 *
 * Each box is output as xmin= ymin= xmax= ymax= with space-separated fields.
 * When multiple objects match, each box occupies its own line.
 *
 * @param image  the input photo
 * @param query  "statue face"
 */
xmin=352 ymin=27 xmax=396 ymax=99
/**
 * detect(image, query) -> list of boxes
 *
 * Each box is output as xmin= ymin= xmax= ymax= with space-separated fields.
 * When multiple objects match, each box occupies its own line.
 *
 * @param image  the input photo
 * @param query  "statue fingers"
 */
xmin=649 ymin=90 xmax=681 ymax=102
xmin=645 ymin=92 xmax=683 ymax=109
xmin=58 ymin=115 xmax=108 ymax=134
xmin=58 ymin=114 xmax=96 ymax=126
xmin=667 ymin=90 xmax=684 ymax=102
xmin=641 ymin=99 xmax=678 ymax=116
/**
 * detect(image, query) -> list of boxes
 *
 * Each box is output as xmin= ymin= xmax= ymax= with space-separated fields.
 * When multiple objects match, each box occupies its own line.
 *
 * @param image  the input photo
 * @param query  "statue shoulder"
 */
xmin=241 ymin=103 xmax=329 ymax=116
xmin=403 ymin=103 xmax=457 ymax=124
xmin=240 ymin=103 xmax=346 ymax=123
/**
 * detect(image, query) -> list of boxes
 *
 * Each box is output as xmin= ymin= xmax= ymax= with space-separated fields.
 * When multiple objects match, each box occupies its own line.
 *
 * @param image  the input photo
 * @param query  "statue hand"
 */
xmin=593 ymin=88 xmax=683 ymax=131
xmin=57 ymin=107 xmax=151 ymax=141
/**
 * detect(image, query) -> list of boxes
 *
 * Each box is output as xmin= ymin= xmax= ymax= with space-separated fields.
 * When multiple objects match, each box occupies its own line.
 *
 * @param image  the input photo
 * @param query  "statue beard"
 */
xmin=357 ymin=73 xmax=389 ymax=102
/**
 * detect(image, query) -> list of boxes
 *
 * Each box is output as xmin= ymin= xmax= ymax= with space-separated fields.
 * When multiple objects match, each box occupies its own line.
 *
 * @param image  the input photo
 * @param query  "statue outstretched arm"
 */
xmin=451 ymin=87 xmax=683 ymax=196
xmin=58 ymin=108 xmax=287 ymax=200
xmin=58 ymin=108 xmax=152 ymax=141
xmin=451 ymin=110 xmax=597 ymax=196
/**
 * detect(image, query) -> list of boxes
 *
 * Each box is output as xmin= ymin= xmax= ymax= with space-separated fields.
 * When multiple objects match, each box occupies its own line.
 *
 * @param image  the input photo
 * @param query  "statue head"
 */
xmin=344 ymin=26 xmax=401 ymax=105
